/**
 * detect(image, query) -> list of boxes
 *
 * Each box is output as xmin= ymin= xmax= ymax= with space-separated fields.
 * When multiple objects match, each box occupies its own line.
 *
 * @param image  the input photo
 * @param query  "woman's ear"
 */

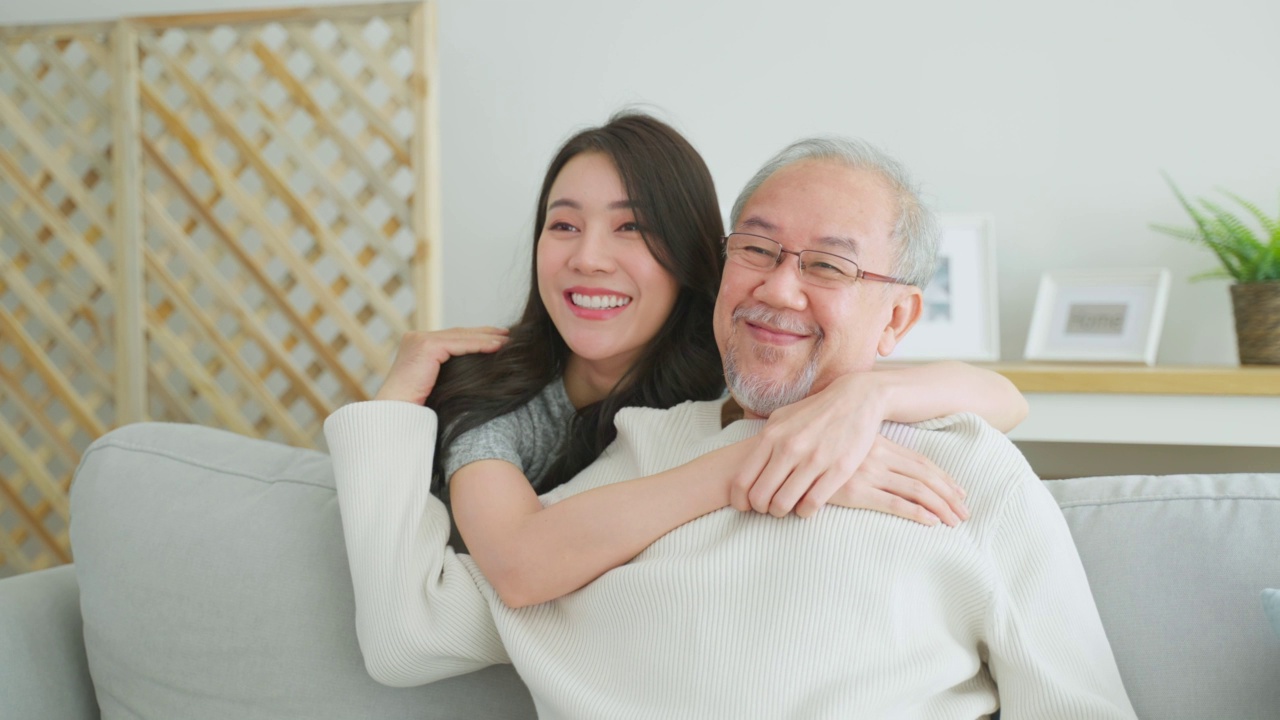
xmin=877 ymin=287 xmax=923 ymax=357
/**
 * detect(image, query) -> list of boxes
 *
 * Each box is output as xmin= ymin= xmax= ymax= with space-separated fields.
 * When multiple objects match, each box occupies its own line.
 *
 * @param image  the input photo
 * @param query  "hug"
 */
xmin=326 ymin=112 xmax=1136 ymax=719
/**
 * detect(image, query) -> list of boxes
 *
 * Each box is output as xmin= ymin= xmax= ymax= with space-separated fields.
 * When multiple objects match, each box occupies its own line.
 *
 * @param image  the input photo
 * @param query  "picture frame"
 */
xmin=1023 ymin=268 xmax=1171 ymax=365
xmin=889 ymin=214 xmax=1000 ymax=361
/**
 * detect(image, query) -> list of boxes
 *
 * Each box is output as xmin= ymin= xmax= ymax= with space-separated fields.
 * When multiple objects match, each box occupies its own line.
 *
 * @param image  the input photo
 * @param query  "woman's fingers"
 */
xmin=808 ymin=436 xmax=969 ymax=526
xmin=792 ymin=469 xmax=850 ymax=519
xmin=733 ymin=430 xmax=971 ymax=527
xmin=417 ymin=327 xmax=510 ymax=359
xmin=375 ymin=326 xmax=510 ymax=403
xmin=883 ymin=472 xmax=961 ymax=527
xmin=872 ymin=436 xmax=968 ymax=521
xmin=832 ymin=484 xmax=944 ymax=527
xmin=435 ymin=331 xmax=509 ymax=357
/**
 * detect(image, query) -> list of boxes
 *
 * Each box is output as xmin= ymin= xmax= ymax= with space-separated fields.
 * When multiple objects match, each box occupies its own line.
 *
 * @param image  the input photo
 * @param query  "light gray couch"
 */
xmin=1 ymin=422 xmax=1277 ymax=719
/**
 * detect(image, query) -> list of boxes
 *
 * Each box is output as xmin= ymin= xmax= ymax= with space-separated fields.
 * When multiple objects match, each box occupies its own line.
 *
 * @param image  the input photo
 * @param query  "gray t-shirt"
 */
xmin=441 ymin=379 xmax=577 ymax=490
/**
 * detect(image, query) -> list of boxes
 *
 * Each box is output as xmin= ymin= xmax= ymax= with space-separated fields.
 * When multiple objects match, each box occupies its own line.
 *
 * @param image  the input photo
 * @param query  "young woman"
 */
xmin=327 ymin=112 xmax=1027 ymax=619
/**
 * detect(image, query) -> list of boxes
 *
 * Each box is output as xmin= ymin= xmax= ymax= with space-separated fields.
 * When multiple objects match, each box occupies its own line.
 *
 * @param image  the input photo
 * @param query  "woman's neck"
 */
xmin=562 ymin=354 xmax=631 ymax=409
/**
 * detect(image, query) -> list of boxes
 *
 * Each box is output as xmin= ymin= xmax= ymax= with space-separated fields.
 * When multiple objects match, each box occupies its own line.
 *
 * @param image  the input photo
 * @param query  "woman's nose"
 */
xmin=568 ymin=228 xmax=615 ymax=274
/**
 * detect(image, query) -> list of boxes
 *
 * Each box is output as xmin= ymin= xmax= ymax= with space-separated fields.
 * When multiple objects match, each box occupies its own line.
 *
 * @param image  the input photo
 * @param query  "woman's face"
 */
xmin=537 ymin=152 xmax=680 ymax=382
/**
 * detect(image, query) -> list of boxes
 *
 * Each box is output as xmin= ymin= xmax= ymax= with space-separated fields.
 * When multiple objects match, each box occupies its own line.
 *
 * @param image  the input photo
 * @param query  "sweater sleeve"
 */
xmin=324 ymin=401 xmax=509 ymax=687
xmin=984 ymin=473 xmax=1137 ymax=719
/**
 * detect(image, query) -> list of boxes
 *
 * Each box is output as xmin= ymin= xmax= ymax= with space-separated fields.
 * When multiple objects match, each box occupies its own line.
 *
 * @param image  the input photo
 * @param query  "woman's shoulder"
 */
xmin=442 ymin=380 xmax=576 ymax=484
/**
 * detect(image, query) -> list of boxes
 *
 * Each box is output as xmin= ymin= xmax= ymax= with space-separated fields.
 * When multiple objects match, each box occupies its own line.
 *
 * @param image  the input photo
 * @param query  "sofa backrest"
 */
xmin=71 ymin=422 xmax=536 ymax=720
xmin=68 ymin=422 xmax=1280 ymax=719
xmin=1048 ymin=473 xmax=1280 ymax=720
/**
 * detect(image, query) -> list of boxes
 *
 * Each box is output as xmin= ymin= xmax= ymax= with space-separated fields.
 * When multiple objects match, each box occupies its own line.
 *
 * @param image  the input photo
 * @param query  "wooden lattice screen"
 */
xmin=0 ymin=2 xmax=440 ymax=576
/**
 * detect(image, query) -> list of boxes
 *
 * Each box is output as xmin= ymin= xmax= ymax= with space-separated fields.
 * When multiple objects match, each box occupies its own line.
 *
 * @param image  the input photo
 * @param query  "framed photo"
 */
xmin=889 ymin=214 xmax=999 ymax=361
xmin=1024 ymin=268 xmax=1171 ymax=365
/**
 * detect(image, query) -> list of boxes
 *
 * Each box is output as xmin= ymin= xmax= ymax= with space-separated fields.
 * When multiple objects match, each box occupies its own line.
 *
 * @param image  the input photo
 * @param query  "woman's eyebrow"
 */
xmin=546 ymin=199 xmax=635 ymax=211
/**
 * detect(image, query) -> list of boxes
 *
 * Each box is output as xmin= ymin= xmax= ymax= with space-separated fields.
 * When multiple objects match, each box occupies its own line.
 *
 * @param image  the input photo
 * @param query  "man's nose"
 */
xmin=750 ymin=256 xmax=808 ymax=311
xmin=568 ymin=228 xmax=615 ymax=274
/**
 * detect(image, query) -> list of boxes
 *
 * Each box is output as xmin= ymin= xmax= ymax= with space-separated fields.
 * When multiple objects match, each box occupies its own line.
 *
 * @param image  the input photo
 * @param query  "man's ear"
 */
xmin=877 ymin=286 xmax=922 ymax=357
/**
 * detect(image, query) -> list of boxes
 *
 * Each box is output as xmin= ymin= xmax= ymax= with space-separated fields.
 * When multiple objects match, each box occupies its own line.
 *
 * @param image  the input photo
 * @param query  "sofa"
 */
xmin=1 ymin=422 xmax=1277 ymax=719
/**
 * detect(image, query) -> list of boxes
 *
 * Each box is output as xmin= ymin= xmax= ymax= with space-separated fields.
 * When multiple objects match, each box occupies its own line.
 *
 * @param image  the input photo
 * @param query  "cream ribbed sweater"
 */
xmin=324 ymin=399 xmax=1136 ymax=720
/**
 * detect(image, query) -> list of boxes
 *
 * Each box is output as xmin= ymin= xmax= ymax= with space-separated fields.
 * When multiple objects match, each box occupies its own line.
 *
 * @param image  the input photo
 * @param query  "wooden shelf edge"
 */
xmin=979 ymin=363 xmax=1280 ymax=396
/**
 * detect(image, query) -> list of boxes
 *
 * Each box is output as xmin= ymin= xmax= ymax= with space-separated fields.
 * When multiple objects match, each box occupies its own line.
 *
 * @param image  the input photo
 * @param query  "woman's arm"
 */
xmin=375 ymin=327 xmax=759 ymax=610
xmin=871 ymin=360 xmax=1027 ymax=432
xmin=730 ymin=361 xmax=1026 ymax=519
xmin=451 ymin=405 xmax=963 ymax=609
xmin=449 ymin=439 xmax=750 ymax=609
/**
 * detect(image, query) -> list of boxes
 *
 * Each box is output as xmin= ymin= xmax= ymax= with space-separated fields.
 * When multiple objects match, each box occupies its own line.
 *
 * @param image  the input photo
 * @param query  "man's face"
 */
xmin=713 ymin=159 xmax=922 ymax=418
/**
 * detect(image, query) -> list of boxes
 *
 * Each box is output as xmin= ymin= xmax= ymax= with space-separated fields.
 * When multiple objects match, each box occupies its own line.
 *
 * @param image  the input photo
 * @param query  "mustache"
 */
xmin=731 ymin=305 xmax=822 ymax=338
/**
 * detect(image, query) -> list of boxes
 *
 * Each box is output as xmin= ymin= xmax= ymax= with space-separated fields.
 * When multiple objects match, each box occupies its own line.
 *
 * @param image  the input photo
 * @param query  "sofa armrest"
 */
xmin=0 ymin=564 xmax=99 ymax=720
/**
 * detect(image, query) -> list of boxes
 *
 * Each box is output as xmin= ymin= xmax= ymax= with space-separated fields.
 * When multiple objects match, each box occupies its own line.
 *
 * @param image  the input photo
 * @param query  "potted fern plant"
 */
xmin=1152 ymin=177 xmax=1280 ymax=365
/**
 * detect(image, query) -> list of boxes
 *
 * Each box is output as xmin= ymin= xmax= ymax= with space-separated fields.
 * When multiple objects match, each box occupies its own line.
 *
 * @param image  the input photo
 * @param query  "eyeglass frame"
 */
xmin=721 ymin=232 xmax=906 ymax=287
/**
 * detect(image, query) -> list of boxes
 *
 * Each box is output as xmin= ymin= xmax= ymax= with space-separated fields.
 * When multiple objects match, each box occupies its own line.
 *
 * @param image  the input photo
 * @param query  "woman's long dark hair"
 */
xmin=427 ymin=112 xmax=726 ymax=493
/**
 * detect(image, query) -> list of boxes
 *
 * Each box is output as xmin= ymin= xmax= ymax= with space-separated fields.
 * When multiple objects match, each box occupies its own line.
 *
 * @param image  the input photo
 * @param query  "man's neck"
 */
xmin=720 ymin=396 xmax=764 ymax=427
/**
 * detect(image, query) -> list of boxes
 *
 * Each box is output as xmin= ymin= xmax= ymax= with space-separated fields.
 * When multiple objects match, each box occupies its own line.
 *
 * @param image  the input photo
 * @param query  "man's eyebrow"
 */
xmin=740 ymin=216 xmax=860 ymax=255
xmin=816 ymin=235 xmax=859 ymax=256
xmin=738 ymin=216 xmax=777 ymax=233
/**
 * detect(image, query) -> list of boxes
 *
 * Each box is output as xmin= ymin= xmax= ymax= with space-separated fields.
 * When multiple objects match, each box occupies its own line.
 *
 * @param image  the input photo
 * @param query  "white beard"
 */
xmin=722 ymin=307 xmax=823 ymax=417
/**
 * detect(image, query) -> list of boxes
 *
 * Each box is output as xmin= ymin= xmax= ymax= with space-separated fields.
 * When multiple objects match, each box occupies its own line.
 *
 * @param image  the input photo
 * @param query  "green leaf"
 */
xmin=1200 ymin=199 xmax=1268 ymax=280
xmin=1189 ymin=268 xmax=1233 ymax=282
xmin=1156 ymin=174 xmax=1280 ymax=282
xmin=1162 ymin=173 xmax=1216 ymax=239
xmin=1149 ymin=223 xmax=1203 ymax=243
xmin=1220 ymin=188 xmax=1280 ymax=237
xmin=1193 ymin=228 xmax=1246 ymax=279
xmin=1199 ymin=198 xmax=1263 ymax=247
xmin=1257 ymin=253 xmax=1277 ymax=282
xmin=1256 ymin=238 xmax=1280 ymax=281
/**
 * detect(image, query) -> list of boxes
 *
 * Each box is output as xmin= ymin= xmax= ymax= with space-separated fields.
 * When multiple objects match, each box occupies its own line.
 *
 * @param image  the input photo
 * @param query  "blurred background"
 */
xmin=8 ymin=0 xmax=1278 ymax=364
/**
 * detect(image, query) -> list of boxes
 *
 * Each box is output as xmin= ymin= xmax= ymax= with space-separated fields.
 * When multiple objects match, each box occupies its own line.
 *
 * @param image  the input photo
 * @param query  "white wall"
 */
xmin=6 ymin=0 xmax=1279 ymax=365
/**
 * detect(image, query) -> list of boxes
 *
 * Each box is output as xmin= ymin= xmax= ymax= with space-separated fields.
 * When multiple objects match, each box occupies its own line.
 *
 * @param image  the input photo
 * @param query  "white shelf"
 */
xmin=989 ymin=364 xmax=1280 ymax=448
xmin=1008 ymin=393 xmax=1280 ymax=447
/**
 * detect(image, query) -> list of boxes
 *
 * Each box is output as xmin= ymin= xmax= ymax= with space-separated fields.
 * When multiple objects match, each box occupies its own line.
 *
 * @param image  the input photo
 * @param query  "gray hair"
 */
xmin=729 ymin=137 xmax=939 ymax=288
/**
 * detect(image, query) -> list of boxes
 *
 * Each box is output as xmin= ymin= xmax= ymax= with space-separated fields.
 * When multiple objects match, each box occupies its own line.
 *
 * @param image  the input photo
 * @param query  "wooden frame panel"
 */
xmin=0 ymin=2 xmax=438 ymax=576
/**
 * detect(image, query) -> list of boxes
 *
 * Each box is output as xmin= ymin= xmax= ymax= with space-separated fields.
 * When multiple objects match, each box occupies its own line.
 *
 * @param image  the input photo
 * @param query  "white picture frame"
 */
xmin=888 ymin=214 xmax=1000 ymax=361
xmin=1023 ymin=268 xmax=1171 ymax=365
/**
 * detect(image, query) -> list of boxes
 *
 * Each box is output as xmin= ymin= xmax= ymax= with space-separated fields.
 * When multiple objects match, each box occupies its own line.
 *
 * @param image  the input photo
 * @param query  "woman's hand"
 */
xmin=374 ymin=327 xmax=509 ymax=404
xmin=728 ymin=372 xmax=969 ymax=525
xmin=824 ymin=434 xmax=966 ymax=527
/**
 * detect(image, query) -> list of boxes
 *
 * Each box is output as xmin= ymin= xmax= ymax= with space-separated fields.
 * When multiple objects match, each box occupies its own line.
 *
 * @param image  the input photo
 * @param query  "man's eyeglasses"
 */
xmin=722 ymin=233 xmax=904 ymax=289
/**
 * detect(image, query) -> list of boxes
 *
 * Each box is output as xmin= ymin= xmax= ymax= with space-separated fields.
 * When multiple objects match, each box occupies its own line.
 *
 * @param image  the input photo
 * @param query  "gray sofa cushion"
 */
xmin=0 ymin=564 xmax=99 ymax=720
xmin=70 ymin=422 xmax=535 ymax=720
xmin=1048 ymin=473 xmax=1280 ymax=720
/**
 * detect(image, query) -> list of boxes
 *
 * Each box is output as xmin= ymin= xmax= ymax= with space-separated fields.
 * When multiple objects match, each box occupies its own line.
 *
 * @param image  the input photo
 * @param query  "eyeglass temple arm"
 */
xmin=858 ymin=269 xmax=907 ymax=285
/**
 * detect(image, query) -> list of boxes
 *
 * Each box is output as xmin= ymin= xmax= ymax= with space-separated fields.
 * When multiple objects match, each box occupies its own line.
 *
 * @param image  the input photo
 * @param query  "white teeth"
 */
xmin=571 ymin=293 xmax=631 ymax=310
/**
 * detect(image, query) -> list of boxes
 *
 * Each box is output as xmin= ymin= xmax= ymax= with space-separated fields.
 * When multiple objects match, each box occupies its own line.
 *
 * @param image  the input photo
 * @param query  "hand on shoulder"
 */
xmin=374 ymin=327 xmax=509 ymax=405
xmin=727 ymin=373 xmax=969 ymax=526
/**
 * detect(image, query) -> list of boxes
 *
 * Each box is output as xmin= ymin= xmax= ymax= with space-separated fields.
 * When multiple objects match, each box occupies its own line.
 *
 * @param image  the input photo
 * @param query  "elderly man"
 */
xmin=327 ymin=138 xmax=1137 ymax=719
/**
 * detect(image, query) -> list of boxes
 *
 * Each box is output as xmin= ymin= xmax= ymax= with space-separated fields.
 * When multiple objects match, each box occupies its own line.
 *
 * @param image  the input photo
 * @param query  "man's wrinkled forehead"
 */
xmin=736 ymin=214 xmax=864 ymax=258
xmin=734 ymin=160 xmax=896 ymax=258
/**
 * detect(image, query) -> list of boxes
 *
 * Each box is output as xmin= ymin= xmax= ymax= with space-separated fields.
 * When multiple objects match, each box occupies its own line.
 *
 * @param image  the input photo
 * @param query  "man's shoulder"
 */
xmin=886 ymin=411 xmax=1021 ymax=453
xmin=886 ymin=412 xmax=1039 ymax=519
xmin=538 ymin=399 xmax=731 ymax=505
